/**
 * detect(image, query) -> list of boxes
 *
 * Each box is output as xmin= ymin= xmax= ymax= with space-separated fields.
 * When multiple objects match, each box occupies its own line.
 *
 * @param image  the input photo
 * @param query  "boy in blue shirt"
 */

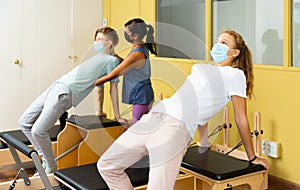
xmin=18 ymin=27 xmax=127 ymax=174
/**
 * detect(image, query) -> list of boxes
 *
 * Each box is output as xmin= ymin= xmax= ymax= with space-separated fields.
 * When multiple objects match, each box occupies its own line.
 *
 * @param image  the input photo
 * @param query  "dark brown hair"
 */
xmin=125 ymin=18 xmax=157 ymax=55
xmin=223 ymin=29 xmax=254 ymax=99
xmin=94 ymin=27 xmax=119 ymax=46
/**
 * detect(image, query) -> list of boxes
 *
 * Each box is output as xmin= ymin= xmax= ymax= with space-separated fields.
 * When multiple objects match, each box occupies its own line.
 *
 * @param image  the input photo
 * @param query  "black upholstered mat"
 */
xmin=66 ymin=115 xmax=121 ymax=130
xmin=0 ymin=111 xmax=68 ymax=149
xmin=0 ymin=126 xmax=63 ymax=149
xmin=181 ymin=146 xmax=265 ymax=180
xmin=54 ymin=163 xmax=149 ymax=190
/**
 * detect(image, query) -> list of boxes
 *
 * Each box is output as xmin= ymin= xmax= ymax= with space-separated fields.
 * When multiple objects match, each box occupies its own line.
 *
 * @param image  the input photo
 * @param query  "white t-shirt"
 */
xmin=151 ymin=63 xmax=247 ymax=138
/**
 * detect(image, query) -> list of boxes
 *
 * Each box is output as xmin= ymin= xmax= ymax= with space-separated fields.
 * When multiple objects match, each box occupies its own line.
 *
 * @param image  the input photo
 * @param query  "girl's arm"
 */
xmin=94 ymin=86 xmax=107 ymax=117
xmin=231 ymin=95 xmax=269 ymax=173
xmin=109 ymin=82 xmax=129 ymax=127
xmin=95 ymin=51 xmax=145 ymax=86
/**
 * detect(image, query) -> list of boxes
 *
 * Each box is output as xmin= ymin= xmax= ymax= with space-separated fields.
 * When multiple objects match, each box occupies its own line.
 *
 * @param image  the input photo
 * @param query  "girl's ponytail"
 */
xmin=145 ymin=25 xmax=157 ymax=55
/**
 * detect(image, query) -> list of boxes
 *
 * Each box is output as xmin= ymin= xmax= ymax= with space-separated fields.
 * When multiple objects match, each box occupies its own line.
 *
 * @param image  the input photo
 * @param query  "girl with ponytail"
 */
xmin=197 ymin=29 xmax=255 ymax=148
xmin=97 ymin=29 xmax=268 ymax=190
xmin=95 ymin=18 xmax=157 ymax=125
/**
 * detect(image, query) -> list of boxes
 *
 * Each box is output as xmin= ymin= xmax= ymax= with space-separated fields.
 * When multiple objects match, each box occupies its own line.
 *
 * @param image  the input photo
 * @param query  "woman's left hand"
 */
xmin=116 ymin=117 xmax=130 ymax=128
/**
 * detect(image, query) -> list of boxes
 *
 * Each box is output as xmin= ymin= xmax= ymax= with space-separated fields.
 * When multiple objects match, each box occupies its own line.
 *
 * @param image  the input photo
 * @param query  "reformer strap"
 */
xmin=226 ymin=130 xmax=264 ymax=155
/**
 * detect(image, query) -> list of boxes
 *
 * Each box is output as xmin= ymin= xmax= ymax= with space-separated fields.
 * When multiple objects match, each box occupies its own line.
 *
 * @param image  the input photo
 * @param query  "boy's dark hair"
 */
xmin=94 ymin=27 xmax=119 ymax=46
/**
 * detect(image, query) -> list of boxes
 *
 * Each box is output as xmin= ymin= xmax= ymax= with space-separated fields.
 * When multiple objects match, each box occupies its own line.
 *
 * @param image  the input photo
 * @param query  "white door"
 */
xmin=35 ymin=0 xmax=103 ymax=116
xmin=0 ymin=0 xmax=103 ymax=132
xmin=0 ymin=0 xmax=73 ymax=132
xmin=35 ymin=0 xmax=73 ymax=92
xmin=0 ymin=0 xmax=24 ymax=131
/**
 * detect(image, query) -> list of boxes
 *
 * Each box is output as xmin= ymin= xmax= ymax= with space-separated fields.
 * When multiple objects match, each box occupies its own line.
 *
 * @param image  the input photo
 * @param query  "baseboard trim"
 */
xmin=269 ymin=175 xmax=300 ymax=190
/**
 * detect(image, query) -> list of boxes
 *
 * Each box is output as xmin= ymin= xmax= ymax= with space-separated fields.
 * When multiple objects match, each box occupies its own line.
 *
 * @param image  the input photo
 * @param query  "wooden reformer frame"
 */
xmin=179 ymin=107 xmax=268 ymax=190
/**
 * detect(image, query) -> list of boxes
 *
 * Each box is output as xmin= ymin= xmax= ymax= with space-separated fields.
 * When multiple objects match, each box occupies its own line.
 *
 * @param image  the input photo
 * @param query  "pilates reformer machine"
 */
xmin=0 ymin=108 xmax=267 ymax=190
xmin=180 ymin=108 xmax=268 ymax=190
xmin=0 ymin=112 xmax=68 ymax=167
xmin=0 ymin=115 xmax=126 ymax=190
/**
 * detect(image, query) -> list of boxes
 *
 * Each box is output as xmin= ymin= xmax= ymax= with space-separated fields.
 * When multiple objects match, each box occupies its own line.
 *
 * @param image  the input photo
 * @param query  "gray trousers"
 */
xmin=18 ymin=82 xmax=72 ymax=169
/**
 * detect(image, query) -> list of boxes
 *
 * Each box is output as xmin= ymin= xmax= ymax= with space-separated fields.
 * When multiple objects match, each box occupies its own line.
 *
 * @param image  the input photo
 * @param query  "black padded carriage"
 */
xmin=65 ymin=114 xmax=121 ymax=130
xmin=54 ymin=146 xmax=265 ymax=190
xmin=0 ymin=111 xmax=68 ymax=149
xmin=181 ymin=146 xmax=265 ymax=180
xmin=0 ymin=127 xmax=63 ymax=149
xmin=54 ymin=162 xmax=149 ymax=190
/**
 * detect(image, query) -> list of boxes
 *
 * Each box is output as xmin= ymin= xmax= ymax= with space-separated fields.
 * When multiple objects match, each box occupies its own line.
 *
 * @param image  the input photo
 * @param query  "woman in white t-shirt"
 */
xmin=97 ymin=29 xmax=269 ymax=190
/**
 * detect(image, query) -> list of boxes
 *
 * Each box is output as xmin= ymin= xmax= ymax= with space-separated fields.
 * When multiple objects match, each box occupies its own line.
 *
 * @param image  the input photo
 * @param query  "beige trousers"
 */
xmin=97 ymin=112 xmax=192 ymax=190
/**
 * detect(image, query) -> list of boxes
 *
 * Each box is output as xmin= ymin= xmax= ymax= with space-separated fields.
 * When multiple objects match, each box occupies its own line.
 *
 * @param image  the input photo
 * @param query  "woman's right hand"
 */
xmin=253 ymin=156 xmax=269 ymax=176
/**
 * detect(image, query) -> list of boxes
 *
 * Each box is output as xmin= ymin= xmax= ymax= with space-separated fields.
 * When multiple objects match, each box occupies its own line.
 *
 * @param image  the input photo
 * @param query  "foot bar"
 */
xmin=0 ymin=133 xmax=53 ymax=190
xmin=0 ymin=133 xmax=36 ymax=158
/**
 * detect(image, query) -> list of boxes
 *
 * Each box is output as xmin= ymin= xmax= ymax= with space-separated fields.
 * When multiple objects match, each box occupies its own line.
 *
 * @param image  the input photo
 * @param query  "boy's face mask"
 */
xmin=210 ymin=42 xmax=230 ymax=62
xmin=94 ymin=41 xmax=106 ymax=53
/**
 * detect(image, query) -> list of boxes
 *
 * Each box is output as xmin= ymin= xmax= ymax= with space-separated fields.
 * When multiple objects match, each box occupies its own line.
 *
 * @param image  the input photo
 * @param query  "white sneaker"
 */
xmin=42 ymin=157 xmax=48 ymax=169
xmin=33 ymin=165 xmax=57 ymax=176
xmin=44 ymin=162 xmax=57 ymax=174
xmin=196 ymin=141 xmax=211 ymax=148
xmin=33 ymin=170 xmax=40 ymax=177
xmin=45 ymin=166 xmax=57 ymax=174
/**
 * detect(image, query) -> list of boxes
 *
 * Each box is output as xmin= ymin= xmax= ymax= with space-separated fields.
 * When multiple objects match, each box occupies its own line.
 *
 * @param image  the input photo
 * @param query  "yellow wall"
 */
xmin=248 ymin=67 xmax=300 ymax=184
xmin=103 ymin=0 xmax=300 ymax=185
xmin=103 ymin=0 xmax=155 ymax=30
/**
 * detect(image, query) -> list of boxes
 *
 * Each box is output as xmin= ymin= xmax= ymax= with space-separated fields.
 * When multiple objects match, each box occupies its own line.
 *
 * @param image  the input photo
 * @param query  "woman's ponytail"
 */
xmin=145 ymin=25 xmax=157 ymax=55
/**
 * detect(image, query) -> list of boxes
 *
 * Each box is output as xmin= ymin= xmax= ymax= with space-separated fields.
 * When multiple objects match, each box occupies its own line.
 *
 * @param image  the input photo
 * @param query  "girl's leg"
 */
xmin=97 ymin=133 xmax=146 ymax=190
xmin=98 ymin=112 xmax=157 ymax=190
xmin=131 ymin=104 xmax=152 ymax=124
xmin=147 ymin=149 xmax=187 ymax=190
xmin=146 ymin=114 xmax=191 ymax=190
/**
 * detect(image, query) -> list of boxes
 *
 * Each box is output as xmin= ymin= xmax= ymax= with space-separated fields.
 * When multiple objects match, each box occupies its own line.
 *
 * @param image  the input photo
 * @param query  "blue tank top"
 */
xmin=122 ymin=46 xmax=154 ymax=104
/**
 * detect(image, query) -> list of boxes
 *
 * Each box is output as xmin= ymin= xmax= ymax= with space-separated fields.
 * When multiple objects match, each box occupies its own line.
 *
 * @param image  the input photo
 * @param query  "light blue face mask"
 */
xmin=94 ymin=41 xmax=106 ymax=53
xmin=210 ymin=42 xmax=230 ymax=62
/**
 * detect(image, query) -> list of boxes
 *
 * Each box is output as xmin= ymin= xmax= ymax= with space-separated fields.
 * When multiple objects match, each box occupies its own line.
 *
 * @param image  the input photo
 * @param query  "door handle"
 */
xmin=14 ymin=59 xmax=21 ymax=64
xmin=68 ymin=56 xmax=79 ymax=61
